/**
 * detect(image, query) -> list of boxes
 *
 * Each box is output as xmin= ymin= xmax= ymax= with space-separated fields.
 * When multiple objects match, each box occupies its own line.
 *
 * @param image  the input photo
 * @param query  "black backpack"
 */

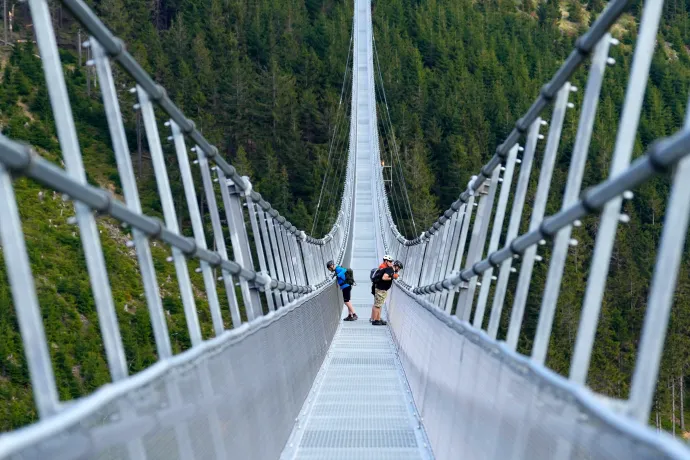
xmin=370 ymin=268 xmax=383 ymax=283
xmin=344 ymin=268 xmax=356 ymax=286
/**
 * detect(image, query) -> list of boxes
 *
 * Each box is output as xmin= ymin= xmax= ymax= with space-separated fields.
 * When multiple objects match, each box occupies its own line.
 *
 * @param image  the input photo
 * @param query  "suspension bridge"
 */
xmin=1 ymin=0 xmax=690 ymax=458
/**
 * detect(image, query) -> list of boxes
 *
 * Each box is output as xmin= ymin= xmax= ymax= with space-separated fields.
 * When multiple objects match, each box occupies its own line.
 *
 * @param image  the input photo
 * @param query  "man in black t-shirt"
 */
xmin=371 ymin=256 xmax=397 ymax=326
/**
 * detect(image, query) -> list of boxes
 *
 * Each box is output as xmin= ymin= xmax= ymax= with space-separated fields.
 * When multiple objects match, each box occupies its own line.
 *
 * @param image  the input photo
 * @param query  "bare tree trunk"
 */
xmin=136 ymin=111 xmax=143 ymax=179
xmin=3 ymin=0 xmax=7 ymax=45
xmin=682 ymin=372 xmax=686 ymax=433
xmin=176 ymin=197 xmax=183 ymax=233
xmin=272 ymin=63 xmax=277 ymax=138
xmin=618 ymin=351 xmax=622 ymax=398
xmin=199 ymin=181 xmax=205 ymax=217
xmin=656 ymin=397 xmax=661 ymax=432
xmin=78 ymin=29 xmax=82 ymax=67
xmin=212 ymin=238 xmax=216 ymax=281
xmin=86 ymin=46 xmax=91 ymax=97
xmin=153 ymin=0 xmax=161 ymax=30
xmin=93 ymin=55 xmax=98 ymax=90
xmin=673 ymin=377 xmax=677 ymax=437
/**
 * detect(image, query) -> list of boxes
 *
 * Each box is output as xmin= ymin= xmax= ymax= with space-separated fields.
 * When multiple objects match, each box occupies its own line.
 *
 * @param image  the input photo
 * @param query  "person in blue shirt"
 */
xmin=326 ymin=260 xmax=358 ymax=321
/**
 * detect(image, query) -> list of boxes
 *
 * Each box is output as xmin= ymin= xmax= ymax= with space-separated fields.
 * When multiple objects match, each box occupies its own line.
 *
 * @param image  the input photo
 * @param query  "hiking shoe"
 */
xmin=343 ymin=315 xmax=355 ymax=321
xmin=372 ymin=320 xmax=386 ymax=326
xmin=379 ymin=319 xmax=388 ymax=325
xmin=352 ymin=313 xmax=358 ymax=320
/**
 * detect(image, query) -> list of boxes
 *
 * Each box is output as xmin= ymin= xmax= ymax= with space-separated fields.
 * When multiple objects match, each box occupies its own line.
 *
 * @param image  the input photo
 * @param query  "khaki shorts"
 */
xmin=373 ymin=288 xmax=388 ymax=308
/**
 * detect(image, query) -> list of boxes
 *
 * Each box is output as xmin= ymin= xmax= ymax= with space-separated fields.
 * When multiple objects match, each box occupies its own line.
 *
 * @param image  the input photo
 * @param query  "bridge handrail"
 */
xmin=413 ymin=127 xmax=690 ymax=294
xmin=0 ymin=136 xmax=322 ymax=294
xmin=377 ymin=0 xmax=629 ymax=247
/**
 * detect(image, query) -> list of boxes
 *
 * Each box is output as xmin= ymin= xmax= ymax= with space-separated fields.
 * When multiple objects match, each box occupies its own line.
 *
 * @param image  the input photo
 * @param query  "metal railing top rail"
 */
xmin=413 ymin=126 xmax=690 ymax=293
xmin=57 ymin=0 xmax=348 ymax=246
xmin=380 ymin=0 xmax=630 ymax=246
xmin=0 ymin=135 xmax=321 ymax=294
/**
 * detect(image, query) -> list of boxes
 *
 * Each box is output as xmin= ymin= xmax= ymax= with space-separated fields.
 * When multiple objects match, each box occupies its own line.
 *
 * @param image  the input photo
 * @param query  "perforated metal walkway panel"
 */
xmin=280 ymin=303 xmax=433 ymax=460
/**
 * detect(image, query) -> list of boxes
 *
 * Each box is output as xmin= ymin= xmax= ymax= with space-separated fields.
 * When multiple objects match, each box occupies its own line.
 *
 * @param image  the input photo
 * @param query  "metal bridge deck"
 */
xmin=280 ymin=0 xmax=432 ymax=455
xmin=280 ymin=303 xmax=433 ymax=460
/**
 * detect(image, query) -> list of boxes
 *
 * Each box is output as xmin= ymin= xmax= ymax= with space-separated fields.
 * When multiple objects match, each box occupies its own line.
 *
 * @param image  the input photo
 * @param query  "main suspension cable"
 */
xmin=373 ymin=37 xmax=417 ymax=236
xmin=312 ymin=32 xmax=353 ymax=235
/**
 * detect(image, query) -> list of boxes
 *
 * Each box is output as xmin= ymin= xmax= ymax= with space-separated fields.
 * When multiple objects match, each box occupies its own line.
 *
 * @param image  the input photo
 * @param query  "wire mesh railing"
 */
xmin=387 ymin=285 xmax=690 ymax=459
xmin=0 ymin=283 xmax=342 ymax=460
xmin=0 ymin=0 xmax=355 ymax=452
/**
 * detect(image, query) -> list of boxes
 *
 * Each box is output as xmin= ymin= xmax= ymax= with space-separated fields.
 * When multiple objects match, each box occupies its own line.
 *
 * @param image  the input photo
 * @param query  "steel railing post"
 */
xmin=456 ymin=168 xmax=499 ymax=321
xmin=0 ymin=159 xmax=60 ymax=418
xmin=628 ymin=98 xmax=690 ymax=422
xmin=506 ymin=84 xmax=571 ymax=351
xmin=138 ymin=86 xmax=204 ymax=344
xmin=92 ymin=40 xmax=177 ymax=354
xmin=444 ymin=195 xmax=474 ymax=313
xmin=218 ymin=174 xmax=262 ymax=320
xmin=244 ymin=181 xmax=275 ymax=312
xmin=196 ymin=149 xmax=243 ymax=327
xmin=487 ymin=120 xmax=542 ymax=339
xmin=573 ymin=0 xmax=664 ymax=383
xmin=257 ymin=206 xmax=282 ymax=307
xmin=532 ymin=37 xmax=612 ymax=366
xmin=472 ymin=145 xmax=519 ymax=329
xmin=275 ymin=220 xmax=296 ymax=303
xmin=269 ymin=214 xmax=292 ymax=304
xmin=439 ymin=204 xmax=466 ymax=308
xmin=30 ymin=0 xmax=128 ymax=382
xmin=170 ymin=122 xmax=225 ymax=336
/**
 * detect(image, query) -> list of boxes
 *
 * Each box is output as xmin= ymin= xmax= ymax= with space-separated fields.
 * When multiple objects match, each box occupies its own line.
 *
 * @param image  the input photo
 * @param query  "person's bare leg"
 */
xmin=345 ymin=300 xmax=355 ymax=316
xmin=373 ymin=291 xmax=387 ymax=323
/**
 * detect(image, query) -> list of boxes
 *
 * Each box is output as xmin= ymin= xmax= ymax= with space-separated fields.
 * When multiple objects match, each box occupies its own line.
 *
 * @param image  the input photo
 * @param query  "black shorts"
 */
xmin=342 ymin=286 xmax=352 ymax=303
